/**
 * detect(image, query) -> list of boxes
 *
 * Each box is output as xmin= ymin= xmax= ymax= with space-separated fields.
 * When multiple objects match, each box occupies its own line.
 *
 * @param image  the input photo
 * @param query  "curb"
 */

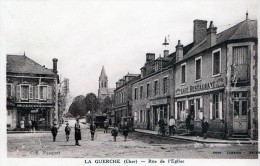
xmin=134 ymin=130 xmax=258 ymax=145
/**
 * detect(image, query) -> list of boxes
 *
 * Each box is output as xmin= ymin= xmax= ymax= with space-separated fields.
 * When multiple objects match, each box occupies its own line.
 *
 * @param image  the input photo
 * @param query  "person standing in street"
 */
xmin=104 ymin=119 xmax=108 ymax=133
xmin=65 ymin=123 xmax=71 ymax=141
xmin=75 ymin=119 xmax=81 ymax=146
xmin=169 ymin=116 xmax=176 ymax=136
xmin=111 ymin=124 xmax=118 ymax=142
xmin=122 ymin=121 xmax=129 ymax=141
xmin=90 ymin=121 xmax=96 ymax=141
xmin=201 ymin=117 xmax=209 ymax=139
xmin=51 ymin=124 xmax=58 ymax=142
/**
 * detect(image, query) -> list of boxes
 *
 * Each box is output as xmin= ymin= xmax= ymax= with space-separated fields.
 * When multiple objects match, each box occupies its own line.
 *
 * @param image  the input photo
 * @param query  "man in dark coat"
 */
xmin=158 ymin=118 xmax=166 ymax=137
xmin=201 ymin=117 xmax=209 ymax=139
xmin=51 ymin=124 xmax=58 ymax=142
xmin=122 ymin=121 xmax=130 ymax=141
xmin=90 ymin=121 xmax=96 ymax=141
xmin=75 ymin=119 xmax=81 ymax=146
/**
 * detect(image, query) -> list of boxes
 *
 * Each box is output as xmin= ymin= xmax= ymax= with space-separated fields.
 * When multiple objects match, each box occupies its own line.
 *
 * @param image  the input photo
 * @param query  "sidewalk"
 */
xmin=135 ymin=129 xmax=258 ymax=145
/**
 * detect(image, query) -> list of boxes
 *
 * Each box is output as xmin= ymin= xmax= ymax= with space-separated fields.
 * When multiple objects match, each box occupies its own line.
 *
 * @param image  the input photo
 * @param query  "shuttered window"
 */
xmin=7 ymin=84 xmax=12 ymax=97
xmin=232 ymin=46 xmax=249 ymax=81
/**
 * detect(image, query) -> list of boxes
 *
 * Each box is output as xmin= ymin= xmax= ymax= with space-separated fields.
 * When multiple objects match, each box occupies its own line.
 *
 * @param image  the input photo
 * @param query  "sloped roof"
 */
xmin=7 ymin=55 xmax=56 ymax=75
xmin=180 ymin=19 xmax=257 ymax=62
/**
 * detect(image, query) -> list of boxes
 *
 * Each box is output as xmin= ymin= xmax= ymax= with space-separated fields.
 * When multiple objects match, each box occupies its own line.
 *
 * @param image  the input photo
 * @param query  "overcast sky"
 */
xmin=1 ymin=0 xmax=258 ymax=98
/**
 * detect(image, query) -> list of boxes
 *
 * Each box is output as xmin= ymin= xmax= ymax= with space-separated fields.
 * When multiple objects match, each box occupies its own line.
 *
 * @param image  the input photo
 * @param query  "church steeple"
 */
xmin=98 ymin=66 xmax=109 ymax=100
xmin=99 ymin=66 xmax=107 ymax=80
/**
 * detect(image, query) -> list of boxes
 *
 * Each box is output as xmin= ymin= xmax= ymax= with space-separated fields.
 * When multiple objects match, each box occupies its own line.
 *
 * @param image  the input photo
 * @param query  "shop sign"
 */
xmin=175 ymin=78 xmax=224 ymax=95
xmin=31 ymin=110 xmax=38 ymax=113
xmin=17 ymin=103 xmax=53 ymax=108
xmin=150 ymin=98 xmax=168 ymax=106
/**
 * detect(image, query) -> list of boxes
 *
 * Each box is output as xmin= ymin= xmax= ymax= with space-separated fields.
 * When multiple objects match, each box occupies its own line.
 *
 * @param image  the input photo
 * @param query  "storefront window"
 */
xmin=213 ymin=94 xmax=219 ymax=119
xmin=177 ymin=101 xmax=186 ymax=121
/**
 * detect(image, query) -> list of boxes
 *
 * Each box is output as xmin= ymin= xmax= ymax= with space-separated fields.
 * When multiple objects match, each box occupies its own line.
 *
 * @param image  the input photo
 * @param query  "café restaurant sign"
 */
xmin=175 ymin=78 xmax=224 ymax=96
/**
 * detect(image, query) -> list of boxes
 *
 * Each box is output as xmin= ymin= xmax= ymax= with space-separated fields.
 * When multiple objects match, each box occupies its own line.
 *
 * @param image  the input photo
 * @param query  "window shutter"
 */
xmin=48 ymin=86 xmax=52 ymax=99
xmin=34 ymin=86 xmax=39 ymax=99
xmin=210 ymin=94 xmax=213 ymax=120
xmin=29 ymin=85 xmax=33 ymax=99
xmin=11 ymin=84 xmax=15 ymax=97
xmin=219 ymin=93 xmax=223 ymax=120
xmin=16 ymin=85 xmax=20 ymax=100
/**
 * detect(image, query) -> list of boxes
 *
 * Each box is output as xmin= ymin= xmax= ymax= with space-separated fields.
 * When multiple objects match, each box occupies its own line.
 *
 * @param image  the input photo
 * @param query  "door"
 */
xmin=147 ymin=110 xmax=150 ymax=130
xmin=233 ymin=92 xmax=248 ymax=133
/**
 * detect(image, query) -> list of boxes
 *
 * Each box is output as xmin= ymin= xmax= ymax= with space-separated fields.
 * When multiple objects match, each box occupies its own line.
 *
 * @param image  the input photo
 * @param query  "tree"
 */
xmin=68 ymin=95 xmax=87 ymax=117
xmin=101 ymin=96 xmax=112 ymax=114
xmin=85 ymin=93 xmax=99 ymax=114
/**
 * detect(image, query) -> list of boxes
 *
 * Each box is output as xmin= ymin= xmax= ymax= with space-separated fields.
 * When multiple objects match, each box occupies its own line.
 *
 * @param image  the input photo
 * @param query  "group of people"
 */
xmin=51 ymin=119 xmax=130 ymax=146
xmin=111 ymin=122 xmax=129 ymax=142
xmin=158 ymin=115 xmax=209 ymax=139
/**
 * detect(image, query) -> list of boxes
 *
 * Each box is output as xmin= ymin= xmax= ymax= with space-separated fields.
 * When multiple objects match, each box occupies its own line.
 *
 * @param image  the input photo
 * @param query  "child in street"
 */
xmin=65 ymin=123 xmax=71 ymax=141
xmin=111 ymin=124 xmax=118 ymax=142
xmin=122 ymin=121 xmax=129 ymax=141
xmin=51 ymin=124 xmax=58 ymax=142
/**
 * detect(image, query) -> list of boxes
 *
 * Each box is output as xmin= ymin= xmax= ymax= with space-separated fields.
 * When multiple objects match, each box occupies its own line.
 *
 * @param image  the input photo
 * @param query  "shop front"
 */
xmin=174 ymin=78 xmax=227 ymax=138
xmin=150 ymin=97 xmax=170 ymax=131
xmin=16 ymin=103 xmax=54 ymax=131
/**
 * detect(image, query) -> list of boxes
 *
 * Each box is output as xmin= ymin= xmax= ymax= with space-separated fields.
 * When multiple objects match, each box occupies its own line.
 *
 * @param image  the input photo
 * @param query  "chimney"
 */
xmin=193 ymin=20 xmax=207 ymax=45
xmin=163 ymin=50 xmax=169 ymax=57
xmin=52 ymin=58 xmax=58 ymax=74
xmin=146 ymin=53 xmax=155 ymax=62
xmin=176 ymin=40 xmax=183 ymax=61
xmin=207 ymin=21 xmax=217 ymax=46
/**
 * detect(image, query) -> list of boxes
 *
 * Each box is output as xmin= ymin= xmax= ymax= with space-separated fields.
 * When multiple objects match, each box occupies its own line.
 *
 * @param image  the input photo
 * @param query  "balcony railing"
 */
xmin=231 ymin=64 xmax=250 ymax=84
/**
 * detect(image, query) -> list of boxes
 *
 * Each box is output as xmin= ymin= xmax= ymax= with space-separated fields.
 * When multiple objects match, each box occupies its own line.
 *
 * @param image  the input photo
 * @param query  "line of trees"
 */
xmin=68 ymin=93 xmax=113 ymax=117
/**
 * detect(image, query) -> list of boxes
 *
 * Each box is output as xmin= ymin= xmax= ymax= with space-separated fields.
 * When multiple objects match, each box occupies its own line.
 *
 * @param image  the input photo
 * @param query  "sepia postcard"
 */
xmin=0 ymin=0 xmax=259 ymax=166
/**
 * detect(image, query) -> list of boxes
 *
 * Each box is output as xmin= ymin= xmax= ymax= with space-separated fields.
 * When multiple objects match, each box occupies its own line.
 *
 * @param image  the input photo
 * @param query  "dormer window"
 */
xmin=155 ymin=62 xmax=159 ymax=71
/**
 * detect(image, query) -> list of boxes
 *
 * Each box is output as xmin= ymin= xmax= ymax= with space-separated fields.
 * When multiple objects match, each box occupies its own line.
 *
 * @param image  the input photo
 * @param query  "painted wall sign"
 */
xmin=175 ymin=78 xmax=224 ymax=95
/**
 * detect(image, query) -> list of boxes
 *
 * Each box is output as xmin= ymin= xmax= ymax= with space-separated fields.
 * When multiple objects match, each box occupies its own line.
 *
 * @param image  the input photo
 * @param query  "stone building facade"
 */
xmin=174 ymin=18 xmax=258 ymax=139
xmin=7 ymin=55 xmax=59 ymax=131
xmin=114 ymin=74 xmax=139 ymax=125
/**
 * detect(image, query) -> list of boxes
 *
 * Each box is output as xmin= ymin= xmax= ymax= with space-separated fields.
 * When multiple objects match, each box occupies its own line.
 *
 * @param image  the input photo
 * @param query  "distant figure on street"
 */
xmin=201 ymin=117 xmax=209 ymax=139
xmin=75 ymin=119 xmax=81 ymax=146
xmin=190 ymin=115 xmax=195 ymax=135
xmin=90 ymin=121 xmax=96 ymax=141
xmin=51 ymin=124 xmax=58 ymax=142
xmin=65 ymin=123 xmax=71 ymax=141
xmin=111 ymin=124 xmax=118 ymax=142
xmin=28 ymin=120 xmax=32 ymax=132
xmin=20 ymin=120 xmax=25 ymax=131
xmin=104 ymin=119 xmax=109 ymax=133
xmin=185 ymin=114 xmax=191 ymax=134
xmin=169 ymin=116 xmax=176 ymax=136
xmin=158 ymin=118 xmax=166 ymax=137
xmin=122 ymin=121 xmax=130 ymax=141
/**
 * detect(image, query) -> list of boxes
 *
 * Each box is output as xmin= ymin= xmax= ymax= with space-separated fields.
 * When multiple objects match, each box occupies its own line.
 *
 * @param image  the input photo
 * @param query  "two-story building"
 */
xmin=7 ymin=54 xmax=59 ymax=131
xmin=174 ymin=16 xmax=257 ymax=139
xmin=114 ymin=73 xmax=139 ymax=125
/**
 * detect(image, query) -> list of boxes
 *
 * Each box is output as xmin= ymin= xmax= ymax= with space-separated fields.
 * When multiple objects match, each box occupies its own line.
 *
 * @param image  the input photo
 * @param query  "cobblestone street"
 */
xmin=7 ymin=120 xmax=258 ymax=159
